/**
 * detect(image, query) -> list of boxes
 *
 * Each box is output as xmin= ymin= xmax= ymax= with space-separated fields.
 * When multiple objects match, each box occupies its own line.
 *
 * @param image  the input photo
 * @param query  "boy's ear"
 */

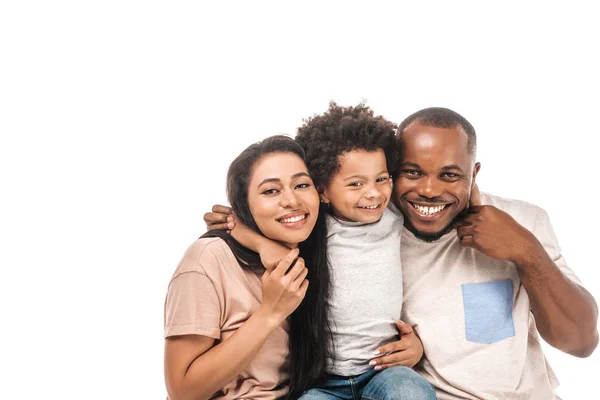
xmin=319 ymin=188 xmax=330 ymax=204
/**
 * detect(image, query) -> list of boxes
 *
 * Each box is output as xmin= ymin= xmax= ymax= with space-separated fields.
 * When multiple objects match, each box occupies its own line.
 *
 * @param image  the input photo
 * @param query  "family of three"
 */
xmin=163 ymin=103 xmax=598 ymax=400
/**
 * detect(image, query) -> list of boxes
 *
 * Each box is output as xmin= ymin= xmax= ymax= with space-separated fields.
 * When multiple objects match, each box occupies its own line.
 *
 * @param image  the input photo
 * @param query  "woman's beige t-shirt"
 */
xmin=164 ymin=238 xmax=290 ymax=399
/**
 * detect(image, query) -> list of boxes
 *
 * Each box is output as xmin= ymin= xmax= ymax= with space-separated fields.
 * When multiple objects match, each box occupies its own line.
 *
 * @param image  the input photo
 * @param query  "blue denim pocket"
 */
xmin=461 ymin=280 xmax=515 ymax=344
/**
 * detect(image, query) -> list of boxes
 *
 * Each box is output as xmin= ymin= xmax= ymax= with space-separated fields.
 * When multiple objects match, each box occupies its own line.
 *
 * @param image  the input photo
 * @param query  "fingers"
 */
xmin=369 ymin=349 xmax=415 ymax=369
xmin=271 ymin=248 xmax=300 ymax=279
xmin=373 ymin=339 xmax=409 ymax=357
xmin=396 ymin=320 xmax=414 ymax=335
xmin=469 ymin=184 xmax=482 ymax=207
xmin=212 ymin=205 xmax=233 ymax=214
xmin=203 ymin=212 xmax=228 ymax=225
xmin=467 ymin=205 xmax=482 ymax=214
xmin=284 ymin=257 xmax=306 ymax=287
xmin=288 ymin=260 xmax=308 ymax=291
xmin=207 ymin=223 xmax=230 ymax=231
xmin=459 ymin=235 xmax=475 ymax=247
xmin=456 ymin=225 xmax=475 ymax=240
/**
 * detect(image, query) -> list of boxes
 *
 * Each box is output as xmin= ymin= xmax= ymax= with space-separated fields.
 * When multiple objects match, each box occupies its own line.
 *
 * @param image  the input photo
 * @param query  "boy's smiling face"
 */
xmin=321 ymin=149 xmax=392 ymax=223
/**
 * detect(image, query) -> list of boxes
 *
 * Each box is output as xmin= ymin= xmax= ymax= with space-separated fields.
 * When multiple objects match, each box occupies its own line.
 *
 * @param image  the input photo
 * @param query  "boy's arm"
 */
xmin=204 ymin=204 xmax=290 ymax=270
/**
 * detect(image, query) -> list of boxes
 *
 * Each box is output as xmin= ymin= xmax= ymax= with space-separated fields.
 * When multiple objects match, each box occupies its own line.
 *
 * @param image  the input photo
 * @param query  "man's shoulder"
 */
xmin=481 ymin=192 xmax=547 ymax=216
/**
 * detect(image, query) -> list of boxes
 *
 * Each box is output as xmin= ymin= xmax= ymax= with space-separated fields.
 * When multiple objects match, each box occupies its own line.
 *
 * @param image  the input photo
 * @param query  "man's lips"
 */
xmin=405 ymin=200 xmax=453 ymax=218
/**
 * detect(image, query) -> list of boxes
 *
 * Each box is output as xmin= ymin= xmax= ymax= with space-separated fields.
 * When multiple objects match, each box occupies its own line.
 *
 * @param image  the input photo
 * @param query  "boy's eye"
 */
xmin=376 ymin=176 xmax=390 ymax=183
xmin=348 ymin=182 xmax=363 ymax=187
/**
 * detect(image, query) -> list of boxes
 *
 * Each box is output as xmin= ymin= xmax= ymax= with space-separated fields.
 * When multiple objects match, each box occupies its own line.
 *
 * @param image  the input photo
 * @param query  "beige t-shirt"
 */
xmin=164 ymin=238 xmax=290 ymax=400
xmin=401 ymin=193 xmax=581 ymax=400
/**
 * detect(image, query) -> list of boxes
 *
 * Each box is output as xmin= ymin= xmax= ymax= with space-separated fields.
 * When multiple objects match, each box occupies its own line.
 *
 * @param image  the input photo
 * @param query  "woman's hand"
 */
xmin=257 ymin=248 xmax=309 ymax=326
xmin=369 ymin=321 xmax=424 ymax=369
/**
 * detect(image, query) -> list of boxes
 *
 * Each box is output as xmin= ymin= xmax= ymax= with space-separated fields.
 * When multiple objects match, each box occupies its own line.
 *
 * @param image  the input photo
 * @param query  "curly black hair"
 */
xmin=295 ymin=101 xmax=399 ymax=190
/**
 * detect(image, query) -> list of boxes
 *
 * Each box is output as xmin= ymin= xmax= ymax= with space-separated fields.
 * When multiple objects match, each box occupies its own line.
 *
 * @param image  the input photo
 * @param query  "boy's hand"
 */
xmin=369 ymin=321 xmax=424 ymax=369
xmin=204 ymin=205 xmax=234 ymax=231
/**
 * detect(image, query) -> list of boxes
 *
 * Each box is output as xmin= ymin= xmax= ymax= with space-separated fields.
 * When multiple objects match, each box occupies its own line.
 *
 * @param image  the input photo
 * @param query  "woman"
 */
xmin=163 ymin=135 xmax=330 ymax=399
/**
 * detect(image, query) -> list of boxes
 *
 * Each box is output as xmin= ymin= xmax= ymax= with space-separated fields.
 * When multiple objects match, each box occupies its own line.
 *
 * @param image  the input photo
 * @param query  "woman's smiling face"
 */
xmin=247 ymin=152 xmax=320 ymax=248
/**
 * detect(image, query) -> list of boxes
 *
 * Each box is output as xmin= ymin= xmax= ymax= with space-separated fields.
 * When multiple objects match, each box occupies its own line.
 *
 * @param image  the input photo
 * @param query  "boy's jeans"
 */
xmin=299 ymin=366 xmax=437 ymax=400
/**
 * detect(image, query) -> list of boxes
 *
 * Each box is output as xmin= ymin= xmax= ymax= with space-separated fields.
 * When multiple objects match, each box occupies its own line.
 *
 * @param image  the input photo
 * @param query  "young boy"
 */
xmin=206 ymin=103 xmax=436 ymax=400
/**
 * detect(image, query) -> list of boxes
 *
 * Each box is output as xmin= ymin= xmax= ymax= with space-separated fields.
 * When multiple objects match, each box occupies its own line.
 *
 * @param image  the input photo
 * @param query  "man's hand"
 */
xmin=204 ymin=205 xmax=234 ymax=231
xmin=455 ymin=190 xmax=539 ymax=265
xmin=202 ymin=203 xmax=289 ymax=270
xmin=369 ymin=321 xmax=424 ymax=370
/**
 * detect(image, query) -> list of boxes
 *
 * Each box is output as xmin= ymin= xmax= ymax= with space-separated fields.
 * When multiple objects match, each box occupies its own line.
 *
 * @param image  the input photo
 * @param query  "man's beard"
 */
xmin=404 ymin=206 xmax=468 ymax=243
xmin=406 ymin=220 xmax=455 ymax=242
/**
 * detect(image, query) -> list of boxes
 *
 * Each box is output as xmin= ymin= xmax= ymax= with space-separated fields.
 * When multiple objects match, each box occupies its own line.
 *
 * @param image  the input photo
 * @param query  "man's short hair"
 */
xmin=397 ymin=107 xmax=477 ymax=155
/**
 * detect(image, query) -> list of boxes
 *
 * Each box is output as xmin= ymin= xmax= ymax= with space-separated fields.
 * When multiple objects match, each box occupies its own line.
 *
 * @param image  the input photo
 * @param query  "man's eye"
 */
xmin=403 ymin=170 xmax=420 ymax=175
xmin=262 ymin=189 xmax=279 ymax=195
xmin=441 ymin=173 xmax=458 ymax=179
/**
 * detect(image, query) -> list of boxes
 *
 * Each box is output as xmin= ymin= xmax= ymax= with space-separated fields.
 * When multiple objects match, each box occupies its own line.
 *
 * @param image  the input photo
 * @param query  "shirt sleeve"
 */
xmin=164 ymin=271 xmax=222 ymax=339
xmin=533 ymin=207 xmax=582 ymax=286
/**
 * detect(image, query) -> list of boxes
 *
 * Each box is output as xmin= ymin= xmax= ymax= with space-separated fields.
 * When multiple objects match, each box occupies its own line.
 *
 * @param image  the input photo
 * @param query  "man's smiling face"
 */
xmin=393 ymin=122 xmax=480 ymax=242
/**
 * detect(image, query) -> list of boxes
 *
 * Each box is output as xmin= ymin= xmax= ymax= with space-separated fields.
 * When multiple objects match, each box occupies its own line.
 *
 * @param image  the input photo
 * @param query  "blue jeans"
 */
xmin=298 ymin=366 xmax=437 ymax=400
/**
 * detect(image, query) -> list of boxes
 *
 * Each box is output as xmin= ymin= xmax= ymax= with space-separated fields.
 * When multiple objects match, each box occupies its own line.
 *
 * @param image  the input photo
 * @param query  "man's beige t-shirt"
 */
xmin=164 ymin=238 xmax=289 ymax=399
xmin=401 ymin=193 xmax=581 ymax=400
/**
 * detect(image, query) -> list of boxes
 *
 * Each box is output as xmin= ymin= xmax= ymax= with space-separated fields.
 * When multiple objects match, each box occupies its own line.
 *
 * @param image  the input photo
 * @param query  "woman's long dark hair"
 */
xmin=201 ymin=135 xmax=332 ymax=396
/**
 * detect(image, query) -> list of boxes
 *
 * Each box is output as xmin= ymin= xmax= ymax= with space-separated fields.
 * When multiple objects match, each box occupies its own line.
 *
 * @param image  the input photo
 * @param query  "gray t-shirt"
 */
xmin=325 ymin=206 xmax=404 ymax=376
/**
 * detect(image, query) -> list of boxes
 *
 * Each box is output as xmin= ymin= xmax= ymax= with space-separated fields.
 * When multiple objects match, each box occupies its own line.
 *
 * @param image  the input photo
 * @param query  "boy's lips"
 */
xmin=356 ymin=203 xmax=382 ymax=212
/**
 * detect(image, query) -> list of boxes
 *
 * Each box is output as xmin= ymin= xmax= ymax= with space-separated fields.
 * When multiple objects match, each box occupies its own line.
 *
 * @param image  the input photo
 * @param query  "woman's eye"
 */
xmin=262 ymin=189 xmax=279 ymax=195
xmin=296 ymin=183 xmax=311 ymax=189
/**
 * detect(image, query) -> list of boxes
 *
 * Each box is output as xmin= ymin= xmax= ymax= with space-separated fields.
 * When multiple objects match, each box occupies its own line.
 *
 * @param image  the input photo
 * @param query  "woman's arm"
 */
xmin=164 ymin=250 xmax=309 ymax=400
xmin=369 ymin=321 xmax=424 ymax=370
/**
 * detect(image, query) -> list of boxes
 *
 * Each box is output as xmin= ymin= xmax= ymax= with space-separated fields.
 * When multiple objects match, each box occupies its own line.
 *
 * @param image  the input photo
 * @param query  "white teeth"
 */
xmin=279 ymin=214 xmax=306 ymax=223
xmin=360 ymin=205 xmax=379 ymax=209
xmin=413 ymin=204 xmax=446 ymax=215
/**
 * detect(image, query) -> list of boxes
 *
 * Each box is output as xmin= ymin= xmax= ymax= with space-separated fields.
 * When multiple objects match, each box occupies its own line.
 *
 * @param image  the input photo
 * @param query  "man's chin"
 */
xmin=407 ymin=221 xmax=455 ymax=243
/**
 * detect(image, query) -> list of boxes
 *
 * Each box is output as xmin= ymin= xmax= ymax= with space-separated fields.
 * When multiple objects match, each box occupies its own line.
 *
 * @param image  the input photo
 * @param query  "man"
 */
xmin=205 ymin=105 xmax=598 ymax=399
xmin=381 ymin=107 xmax=598 ymax=399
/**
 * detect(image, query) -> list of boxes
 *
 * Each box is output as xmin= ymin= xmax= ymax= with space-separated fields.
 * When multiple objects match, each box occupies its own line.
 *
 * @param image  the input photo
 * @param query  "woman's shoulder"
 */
xmin=173 ymin=237 xmax=237 ymax=277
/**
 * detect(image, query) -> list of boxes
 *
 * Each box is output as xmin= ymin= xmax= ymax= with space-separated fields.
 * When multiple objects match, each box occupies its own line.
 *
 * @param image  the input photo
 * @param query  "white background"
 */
xmin=1 ymin=1 xmax=598 ymax=399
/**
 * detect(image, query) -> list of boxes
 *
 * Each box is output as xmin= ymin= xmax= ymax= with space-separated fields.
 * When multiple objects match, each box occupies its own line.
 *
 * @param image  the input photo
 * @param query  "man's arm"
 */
xmin=456 ymin=204 xmax=599 ymax=357
xmin=204 ymin=205 xmax=290 ymax=269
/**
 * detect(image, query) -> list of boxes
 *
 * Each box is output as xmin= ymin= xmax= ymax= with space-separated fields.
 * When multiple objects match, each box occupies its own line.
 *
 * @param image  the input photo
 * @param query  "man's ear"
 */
xmin=472 ymin=162 xmax=481 ymax=187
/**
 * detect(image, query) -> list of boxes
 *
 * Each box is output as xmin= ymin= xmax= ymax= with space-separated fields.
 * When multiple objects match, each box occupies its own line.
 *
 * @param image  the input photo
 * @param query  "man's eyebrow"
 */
xmin=401 ymin=162 xmax=421 ymax=169
xmin=258 ymin=172 xmax=310 ymax=187
xmin=441 ymin=164 xmax=465 ymax=174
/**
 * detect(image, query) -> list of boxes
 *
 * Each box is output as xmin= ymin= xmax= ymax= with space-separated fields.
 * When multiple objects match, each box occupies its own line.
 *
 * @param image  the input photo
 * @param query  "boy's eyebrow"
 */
xmin=343 ymin=170 xmax=388 ymax=181
xmin=258 ymin=172 xmax=310 ymax=187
